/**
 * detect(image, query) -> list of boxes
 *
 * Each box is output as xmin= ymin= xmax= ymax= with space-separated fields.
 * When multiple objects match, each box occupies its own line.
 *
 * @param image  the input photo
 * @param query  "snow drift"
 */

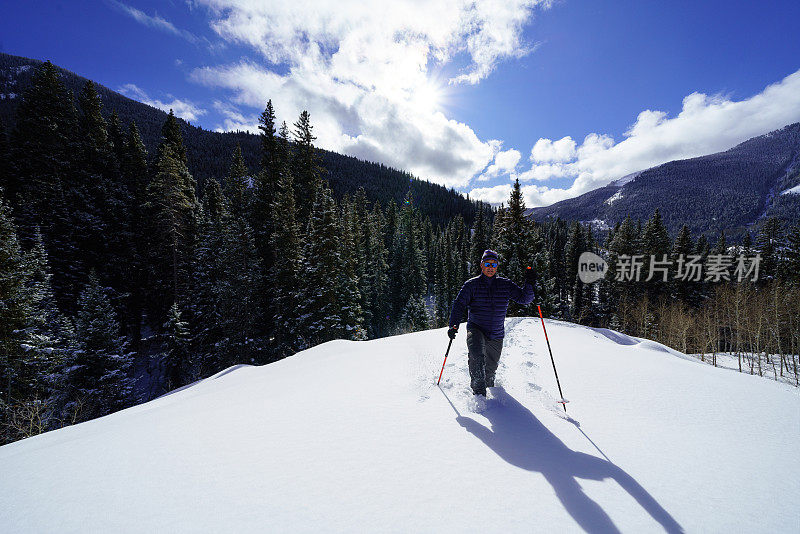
xmin=1 ymin=318 xmax=798 ymax=532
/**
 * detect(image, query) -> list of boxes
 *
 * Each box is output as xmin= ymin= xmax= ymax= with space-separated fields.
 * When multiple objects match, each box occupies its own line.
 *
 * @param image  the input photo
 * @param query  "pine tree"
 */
xmin=258 ymin=100 xmax=279 ymax=179
xmin=448 ymin=215 xmax=468 ymax=289
xmin=501 ymin=180 xmax=534 ymax=315
xmin=202 ymin=177 xmax=230 ymax=230
xmin=9 ymin=61 xmax=75 ymax=209
xmin=433 ymin=235 xmax=449 ymax=327
xmin=364 ymin=202 xmax=389 ymax=337
xmin=192 ymin=179 xmax=231 ymax=367
xmin=0 ymin=196 xmax=35 ymax=418
xmin=10 ymin=61 xmax=84 ymax=309
xmin=443 ymin=225 xmax=458 ymax=321
xmin=297 ymin=185 xmax=344 ymax=346
xmin=107 ymin=111 xmax=126 ymax=166
xmin=66 ymin=272 xmax=132 ymax=422
xmin=161 ymin=302 xmax=191 ymax=393
xmin=491 ymin=204 xmax=508 ymax=254
xmin=251 ymin=107 xmax=281 ymax=341
xmin=1 ymin=226 xmax=75 ymax=443
xmin=292 ymin=110 xmax=323 ymax=220
xmin=469 ymin=202 xmax=490 ymax=275
xmin=399 ymin=295 xmax=430 ymax=333
xmin=422 ymin=216 xmax=436 ymax=293
xmin=671 ymin=224 xmax=695 ymax=305
xmin=158 ymin=110 xmax=187 ymax=165
xmin=350 ymin=188 xmax=372 ymax=326
xmin=565 ymin=221 xmax=586 ymax=321
xmin=145 ymin=143 xmax=198 ymax=320
xmin=641 ymin=208 xmax=672 ymax=302
xmin=25 ymin=230 xmax=76 ymax=395
xmin=225 ymin=144 xmax=249 ymax=219
xmin=336 ymin=202 xmax=367 ymax=340
xmin=270 ymin=125 xmax=303 ymax=357
xmin=77 ymin=81 xmax=133 ymax=331
xmin=389 ymin=191 xmax=427 ymax=327
xmin=607 ymin=216 xmax=641 ymax=307
xmin=122 ymin=122 xmax=151 ymax=354
xmin=580 ymin=227 xmax=600 ymax=325
xmin=216 ymin=217 xmax=262 ymax=364
xmin=77 ymin=82 xmax=113 ymax=164
xmin=544 ymin=217 xmax=569 ymax=313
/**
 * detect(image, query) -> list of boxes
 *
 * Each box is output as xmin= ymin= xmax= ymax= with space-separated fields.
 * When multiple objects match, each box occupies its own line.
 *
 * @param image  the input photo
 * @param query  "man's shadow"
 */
xmin=441 ymin=387 xmax=683 ymax=534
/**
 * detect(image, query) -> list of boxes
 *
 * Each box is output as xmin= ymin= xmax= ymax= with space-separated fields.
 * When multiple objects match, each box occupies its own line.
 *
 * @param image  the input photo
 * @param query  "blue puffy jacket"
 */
xmin=448 ymin=274 xmax=535 ymax=340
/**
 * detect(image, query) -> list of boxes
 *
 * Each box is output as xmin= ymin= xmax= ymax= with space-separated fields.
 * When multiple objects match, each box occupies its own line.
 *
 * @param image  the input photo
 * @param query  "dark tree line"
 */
xmin=0 ymin=54 xmax=483 ymax=230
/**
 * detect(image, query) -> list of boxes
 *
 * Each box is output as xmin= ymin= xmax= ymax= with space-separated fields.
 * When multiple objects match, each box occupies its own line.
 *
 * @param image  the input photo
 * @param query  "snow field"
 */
xmin=1 ymin=318 xmax=798 ymax=533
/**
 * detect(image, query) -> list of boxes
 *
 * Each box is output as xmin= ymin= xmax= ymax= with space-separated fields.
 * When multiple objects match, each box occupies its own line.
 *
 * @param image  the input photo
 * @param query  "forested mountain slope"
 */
xmin=529 ymin=123 xmax=800 ymax=240
xmin=0 ymin=52 xmax=481 ymax=228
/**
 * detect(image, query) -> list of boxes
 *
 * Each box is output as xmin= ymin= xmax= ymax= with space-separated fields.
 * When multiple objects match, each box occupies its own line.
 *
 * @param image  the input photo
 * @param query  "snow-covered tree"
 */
xmin=66 ymin=273 xmax=132 ymax=422
xmin=297 ymin=185 xmax=345 ymax=346
xmin=161 ymin=302 xmax=191 ymax=393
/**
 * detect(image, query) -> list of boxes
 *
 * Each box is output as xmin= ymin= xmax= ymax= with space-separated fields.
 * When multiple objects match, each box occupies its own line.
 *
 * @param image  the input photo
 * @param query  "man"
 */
xmin=448 ymin=250 xmax=536 ymax=396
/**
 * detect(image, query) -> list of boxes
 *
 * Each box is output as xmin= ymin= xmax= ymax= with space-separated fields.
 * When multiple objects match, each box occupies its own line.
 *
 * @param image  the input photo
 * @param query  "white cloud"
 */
xmin=108 ymin=0 xmax=199 ymax=43
xmin=469 ymin=182 xmax=552 ymax=207
xmin=469 ymin=184 xmax=512 ymax=205
xmin=495 ymin=149 xmax=523 ymax=171
xmin=530 ymin=136 xmax=576 ymax=163
xmin=118 ymin=83 xmax=207 ymax=122
xmin=485 ymin=69 xmax=800 ymax=206
xmin=479 ymin=148 xmax=522 ymax=180
xmin=212 ymin=101 xmax=255 ymax=132
xmin=516 ymin=162 xmax=572 ymax=181
xmin=188 ymin=0 xmax=552 ymax=188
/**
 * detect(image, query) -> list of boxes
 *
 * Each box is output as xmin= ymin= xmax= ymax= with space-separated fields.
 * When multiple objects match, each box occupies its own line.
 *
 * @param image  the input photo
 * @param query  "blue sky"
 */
xmin=3 ymin=0 xmax=800 ymax=206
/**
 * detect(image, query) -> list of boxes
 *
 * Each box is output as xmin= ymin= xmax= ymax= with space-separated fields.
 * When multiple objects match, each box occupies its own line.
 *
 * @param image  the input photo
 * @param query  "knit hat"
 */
xmin=481 ymin=249 xmax=499 ymax=262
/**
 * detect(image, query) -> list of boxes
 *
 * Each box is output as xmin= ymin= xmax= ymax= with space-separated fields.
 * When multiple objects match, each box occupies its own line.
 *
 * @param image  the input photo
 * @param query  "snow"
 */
xmin=781 ymin=183 xmax=800 ymax=195
xmin=586 ymin=218 xmax=610 ymax=230
xmin=610 ymin=171 xmax=641 ymax=187
xmin=604 ymin=190 xmax=623 ymax=205
xmin=1 ymin=318 xmax=798 ymax=532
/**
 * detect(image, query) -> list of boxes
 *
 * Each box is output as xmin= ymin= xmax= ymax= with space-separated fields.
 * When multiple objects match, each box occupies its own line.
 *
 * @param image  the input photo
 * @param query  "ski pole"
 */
xmin=537 ymin=305 xmax=567 ymax=412
xmin=437 ymin=338 xmax=454 ymax=385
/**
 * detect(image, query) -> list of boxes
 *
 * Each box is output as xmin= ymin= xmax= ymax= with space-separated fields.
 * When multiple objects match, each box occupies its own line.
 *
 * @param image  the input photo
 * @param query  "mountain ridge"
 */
xmin=528 ymin=123 xmax=800 ymax=240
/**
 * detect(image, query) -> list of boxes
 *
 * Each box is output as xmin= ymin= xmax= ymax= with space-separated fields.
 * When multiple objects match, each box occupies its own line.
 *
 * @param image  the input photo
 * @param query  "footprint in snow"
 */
xmin=528 ymin=381 xmax=542 ymax=391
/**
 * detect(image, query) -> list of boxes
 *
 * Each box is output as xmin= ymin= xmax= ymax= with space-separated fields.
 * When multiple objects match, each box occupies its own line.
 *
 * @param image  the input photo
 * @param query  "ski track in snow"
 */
xmin=414 ymin=317 xmax=571 ymax=422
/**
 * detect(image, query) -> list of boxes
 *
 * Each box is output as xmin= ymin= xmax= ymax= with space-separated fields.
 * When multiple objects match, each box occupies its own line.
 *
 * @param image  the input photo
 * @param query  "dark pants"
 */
xmin=467 ymin=327 xmax=503 ymax=394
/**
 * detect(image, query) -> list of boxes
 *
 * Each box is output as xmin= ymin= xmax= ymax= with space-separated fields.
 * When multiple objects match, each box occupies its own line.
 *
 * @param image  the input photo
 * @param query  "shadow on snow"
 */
xmin=439 ymin=386 xmax=683 ymax=534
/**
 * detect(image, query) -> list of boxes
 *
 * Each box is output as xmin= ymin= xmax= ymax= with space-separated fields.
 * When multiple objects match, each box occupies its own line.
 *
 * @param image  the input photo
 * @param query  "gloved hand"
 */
xmin=447 ymin=325 xmax=458 ymax=340
xmin=524 ymin=266 xmax=537 ymax=286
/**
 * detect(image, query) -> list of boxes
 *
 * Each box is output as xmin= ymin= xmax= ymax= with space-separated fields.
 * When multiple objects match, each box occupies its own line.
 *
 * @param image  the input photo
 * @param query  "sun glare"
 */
xmin=411 ymin=78 xmax=444 ymax=112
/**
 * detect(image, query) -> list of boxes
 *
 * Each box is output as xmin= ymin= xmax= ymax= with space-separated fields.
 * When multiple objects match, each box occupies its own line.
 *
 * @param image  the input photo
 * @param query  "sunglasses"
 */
xmin=483 ymin=262 xmax=498 ymax=268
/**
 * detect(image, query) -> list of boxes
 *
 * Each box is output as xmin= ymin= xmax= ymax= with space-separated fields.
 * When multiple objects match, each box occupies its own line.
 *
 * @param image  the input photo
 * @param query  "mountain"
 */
xmin=529 ymin=124 xmax=800 ymax=240
xmin=0 ymin=52 xmax=484 ymax=228
xmin=1 ymin=319 xmax=796 ymax=532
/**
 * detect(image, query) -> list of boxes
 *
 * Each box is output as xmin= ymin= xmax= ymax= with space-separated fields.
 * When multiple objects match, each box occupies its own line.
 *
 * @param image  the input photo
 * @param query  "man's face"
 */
xmin=481 ymin=259 xmax=498 ymax=277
